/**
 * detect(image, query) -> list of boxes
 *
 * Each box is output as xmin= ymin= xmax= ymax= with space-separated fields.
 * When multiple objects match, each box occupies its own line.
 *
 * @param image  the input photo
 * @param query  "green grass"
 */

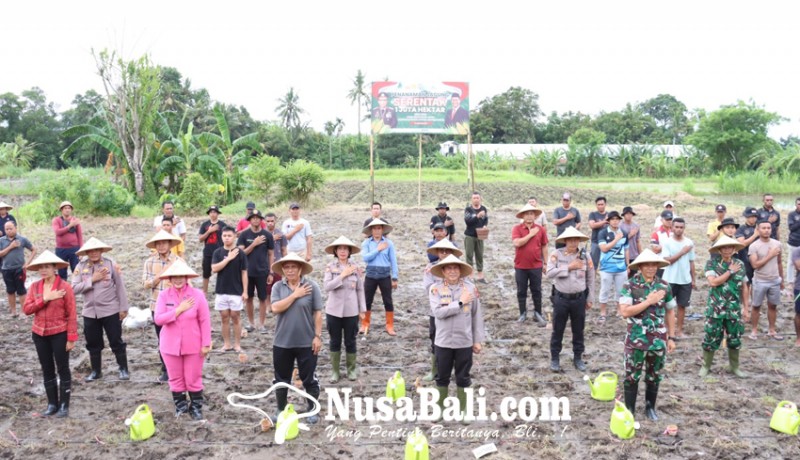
xmin=0 ymin=168 xmax=107 ymax=195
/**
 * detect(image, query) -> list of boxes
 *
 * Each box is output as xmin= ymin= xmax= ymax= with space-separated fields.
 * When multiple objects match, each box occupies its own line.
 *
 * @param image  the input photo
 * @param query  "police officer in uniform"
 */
xmin=546 ymin=227 xmax=594 ymax=372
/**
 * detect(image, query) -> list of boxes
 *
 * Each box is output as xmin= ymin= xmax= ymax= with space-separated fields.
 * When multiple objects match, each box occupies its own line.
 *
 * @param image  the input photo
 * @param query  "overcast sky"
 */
xmin=3 ymin=1 xmax=798 ymax=139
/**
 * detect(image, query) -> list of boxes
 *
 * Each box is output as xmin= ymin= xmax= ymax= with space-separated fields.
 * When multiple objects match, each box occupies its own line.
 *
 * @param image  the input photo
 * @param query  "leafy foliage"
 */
xmin=471 ymin=87 xmax=542 ymax=143
xmin=177 ymin=172 xmax=215 ymax=215
xmin=276 ymin=159 xmax=325 ymax=206
xmin=244 ymin=154 xmax=282 ymax=204
xmin=33 ymin=169 xmax=134 ymax=220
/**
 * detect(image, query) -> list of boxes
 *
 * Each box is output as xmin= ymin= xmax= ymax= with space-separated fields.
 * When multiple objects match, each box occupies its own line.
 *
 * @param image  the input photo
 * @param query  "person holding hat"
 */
xmin=360 ymin=219 xmax=399 ymax=335
xmin=464 ymin=192 xmax=489 ymax=281
xmin=512 ymin=203 xmax=549 ymax=325
xmin=235 ymin=201 xmax=265 ymax=234
xmin=430 ymin=202 xmax=455 ymax=242
xmin=269 ymin=253 xmax=323 ymax=424
xmin=237 ymin=209 xmax=274 ymax=334
xmin=52 ymin=201 xmax=83 ymax=280
xmin=707 ymin=204 xmax=728 ymax=244
xmin=0 ymin=220 xmax=36 ymax=317
xmin=427 ymin=223 xmax=456 ymax=263
xmin=372 ymin=92 xmax=398 ymax=129
xmin=72 ymin=237 xmax=130 ymax=381
xmin=23 ymin=251 xmax=77 ymax=417
xmin=429 ymin=255 xmax=485 ymax=423
xmin=653 ymin=201 xmax=675 ymax=230
xmin=423 ymin=239 xmax=464 ymax=382
xmin=211 ymin=226 xmax=248 ymax=352
xmin=619 ymin=249 xmax=676 ymax=421
xmin=142 ymin=229 xmax=183 ymax=382
xmin=546 ymin=227 xmax=595 ymax=372
xmin=323 ymin=236 xmax=366 ymax=382
xmin=597 ymin=211 xmax=629 ymax=324
xmin=282 ymin=203 xmax=313 ymax=262
xmin=198 ymin=205 xmax=227 ymax=294
xmin=154 ymin=259 xmax=212 ymax=420
xmin=700 ymin=236 xmax=749 ymax=377
xmin=620 ymin=206 xmax=642 ymax=277
xmin=364 ymin=202 xmax=389 ymax=228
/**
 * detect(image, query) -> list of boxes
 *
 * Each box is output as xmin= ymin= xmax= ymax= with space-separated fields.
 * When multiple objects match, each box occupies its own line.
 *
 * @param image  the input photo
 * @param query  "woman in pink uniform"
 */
xmin=154 ymin=259 xmax=212 ymax=420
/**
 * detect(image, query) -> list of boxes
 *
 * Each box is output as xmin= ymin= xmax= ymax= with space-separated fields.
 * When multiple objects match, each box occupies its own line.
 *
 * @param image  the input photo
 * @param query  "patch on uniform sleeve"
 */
xmin=550 ymin=254 xmax=557 ymax=262
xmin=431 ymin=287 xmax=438 ymax=295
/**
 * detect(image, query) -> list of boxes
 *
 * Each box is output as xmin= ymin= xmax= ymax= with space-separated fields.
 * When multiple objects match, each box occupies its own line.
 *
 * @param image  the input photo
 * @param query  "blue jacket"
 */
xmin=361 ymin=236 xmax=399 ymax=280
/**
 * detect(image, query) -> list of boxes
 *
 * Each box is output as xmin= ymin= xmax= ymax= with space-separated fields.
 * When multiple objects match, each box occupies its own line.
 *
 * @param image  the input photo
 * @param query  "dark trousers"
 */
xmin=434 ymin=346 xmax=473 ymax=388
xmin=33 ymin=331 xmax=71 ymax=383
xmin=84 ymin=314 xmax=126 ymax=355
xmin=364 ymin=276 xmax=393 ymax=312
xmin=550 ymin=292 xmax=586 ymax=360
xmin=152 ymin=311 xmax=166 ymax=372
xmin=428 ymin=316 xmax=436 ymax=354
xmin=273 ymin=346 xmax=319 ymax=396
xmin=515 ymin=268 xmax=543 ymax=315
xmin=326 ymin=314 xmax=358 ymax=353
xmin=56 ymin=247 xmax=79 ymax=280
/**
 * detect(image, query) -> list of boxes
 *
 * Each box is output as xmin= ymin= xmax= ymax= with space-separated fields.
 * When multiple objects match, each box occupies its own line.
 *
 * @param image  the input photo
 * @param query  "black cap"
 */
xmin=432 ymin=223 xmax=446 ymax=231
xmin=743 ymin=207 xmax=759 ymax=218
xmin=621 ymin=206 xmax=636 ymax=216
xmin=435 ymin=202 xmax=450 ymax=211
xmin=247 ymin=210 xmax=264 ymax=220
xmin=606 ymin=211 xmax=622 ymax=221
xmin=717 ymin=217 xmax=739 ymax=230
xmin=289 ymin=202 xmax=301 ymax=209
xmin=206 ymin=205 xmax=221 ymax=215
xmin=661 ymin=210 xmax=674 ymax=220
xmin=715 ymin=204 xmax=726 ymax=212
xmin=246 ymin=201 xmax=256 ymax=210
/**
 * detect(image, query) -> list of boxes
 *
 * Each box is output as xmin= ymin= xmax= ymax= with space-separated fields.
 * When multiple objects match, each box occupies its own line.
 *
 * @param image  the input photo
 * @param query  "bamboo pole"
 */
xmin=468 ymin=131 xmax=475 ymax=191
xmin=417 ymin=134 xmax=423 ymax=207
xmin=369 ymin=134 xmax=375 ymax=203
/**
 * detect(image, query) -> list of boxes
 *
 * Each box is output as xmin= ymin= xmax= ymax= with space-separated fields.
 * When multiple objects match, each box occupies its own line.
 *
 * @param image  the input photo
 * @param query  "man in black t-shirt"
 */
xmin=237 ymin=210 xmax=275 ymax=333
xmin=199 ymin=205 xmax=226 ymax=294
xmin=588 ymin=196 xmax=608 ymax=270
xmin=212 ymin=227 xmax=248 ymax=352
xmin=736 ymin=207 xmax=760 ymax=284
xmin=430 ymin=202 xmax=456 ymax=241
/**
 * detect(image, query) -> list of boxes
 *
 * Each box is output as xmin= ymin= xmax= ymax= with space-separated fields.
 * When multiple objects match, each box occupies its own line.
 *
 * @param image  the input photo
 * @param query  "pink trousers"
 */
xmin=162 ymin=353 xmax=205 ymax=392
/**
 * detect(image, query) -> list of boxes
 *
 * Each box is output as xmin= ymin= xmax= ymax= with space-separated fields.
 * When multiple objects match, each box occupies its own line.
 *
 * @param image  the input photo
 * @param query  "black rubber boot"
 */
xmin=645 ymin=383 xmax=659 ymax=421
xmin=85 ymin=353 xmax=102 ymax=382
xmin=43 ymin=379 xmax=59 ymax=416
xmin=573 ymin=355 xmax=587 ymax=372
xmin=188 ymin=391 xmax=204 ymax=420
xmin=550 ymin=358 xmax=561 ymax=372
xmin=115 ymin=351 xmax=130 ymax=380
xmin=623 ymin=381 xmax=638 ymax=415
xmin=56 ymin=380 xmax=71 ymax=418
xmin=305 ymin=388 xmax=320 ymax=425
xmin=173 ymin=392 xmax=189 ymax=416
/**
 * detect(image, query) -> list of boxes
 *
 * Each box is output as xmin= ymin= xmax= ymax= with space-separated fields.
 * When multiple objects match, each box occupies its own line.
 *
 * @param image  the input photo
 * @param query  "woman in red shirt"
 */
xmin=23 ymin=251 xmax=78 ymax=418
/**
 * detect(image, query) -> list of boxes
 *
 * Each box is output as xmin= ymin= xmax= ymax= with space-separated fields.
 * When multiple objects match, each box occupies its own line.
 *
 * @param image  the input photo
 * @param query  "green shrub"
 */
xmin=177 ymin=173 xmax=213 ymax=215
xmin=276 ymin=159 xmax=325 ymax=206
xmin=244 ymin=154 xmax=282 ymax=203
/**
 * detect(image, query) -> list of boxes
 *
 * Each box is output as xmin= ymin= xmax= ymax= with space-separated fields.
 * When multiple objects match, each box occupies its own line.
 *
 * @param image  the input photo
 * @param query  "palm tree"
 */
xmin=347 ymin=70 xmax=368 ymax=138
xmin=276 ymin=88 xmax=304 ymax=129
xmin=0 ymin=135 xmax=37 ymax=170
xmin=324 ymin=118 xmax=346 ymax=167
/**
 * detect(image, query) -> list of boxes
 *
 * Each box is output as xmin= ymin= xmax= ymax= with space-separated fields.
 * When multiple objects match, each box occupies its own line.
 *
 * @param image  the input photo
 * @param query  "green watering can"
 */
xmin=609 ymin=400 xmax=639 ymax=440
xmin=770 ymin=401 xmax=800 ymax=435
xmin=386 ymin=371 xmax=406 ymax=402
xmin=404 ymin=427 xmax=430 ymax=460
xmin=275 ymin=404 xmax=300 ymax=443
xmin=584 ymin=371 xmax=618 ymax=401
xmin=125 ymin=404 xmax=155 ymax=441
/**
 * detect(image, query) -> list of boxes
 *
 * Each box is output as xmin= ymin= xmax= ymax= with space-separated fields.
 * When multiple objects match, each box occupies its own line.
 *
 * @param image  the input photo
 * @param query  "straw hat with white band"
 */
xmin=324 ymin=236 xmax=361 ymax=255
xmin=430 ymin=254 xmax=474 ymax=279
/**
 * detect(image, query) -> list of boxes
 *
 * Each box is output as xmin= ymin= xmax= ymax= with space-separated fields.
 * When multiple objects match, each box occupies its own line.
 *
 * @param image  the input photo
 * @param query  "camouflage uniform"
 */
xmin=702 ymin=256 xmax=745 ymax=351
xmin=619 ymin=273 xmax=676 ymax=384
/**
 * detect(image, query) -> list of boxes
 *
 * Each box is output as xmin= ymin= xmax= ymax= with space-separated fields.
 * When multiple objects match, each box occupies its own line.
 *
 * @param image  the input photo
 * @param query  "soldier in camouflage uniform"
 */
xmin=699 ymin=236 xmax=749 ymax=378
xmin=619 ymin=249 xmax=676 ymax=421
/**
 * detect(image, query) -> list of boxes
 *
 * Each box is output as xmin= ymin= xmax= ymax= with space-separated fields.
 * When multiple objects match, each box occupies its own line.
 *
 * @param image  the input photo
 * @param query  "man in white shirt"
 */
xmin=660 ymin=217 xmax=696 ymax=338
xmin=282 ymin=203 xmax=313 ymax=262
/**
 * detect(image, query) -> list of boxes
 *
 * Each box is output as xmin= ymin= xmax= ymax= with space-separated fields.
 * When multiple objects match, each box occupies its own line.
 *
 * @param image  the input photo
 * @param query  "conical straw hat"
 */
xmin=709 ymin=235 xmax=745 ymax=254
xmin=362 ymin=218 xmax=393 ymax=236
xmin=429 ymin=254 xmax=474 ymax=279
xmin=628 ymin=249 xmax=670 ymax=269
xmin=76 ymin=237 xmax=113 ymax=257
xmin=27 ymin=250 xmax=69 ymax=271
xmin=555 ymin=226 xmax=590 ymax=243
xmin=145 ymin=229 xmax=182 ymax=249
xmin=515 ymin=203 xmax=543 ymax=220
xmin=324 ymin=236 xmax=361 ymax=255
xmin=0 ymin=201 xmax=13 ymax=211
xmin=271 ymin=252 xmax=314 ymax=276
xmin=156 ymin=259 xmax=199 ymax=280
xmin=426 ymin=239 xmax=464 ymax=258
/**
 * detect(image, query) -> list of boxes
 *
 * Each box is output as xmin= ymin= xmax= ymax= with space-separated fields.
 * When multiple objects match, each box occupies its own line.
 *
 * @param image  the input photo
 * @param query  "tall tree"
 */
xmin=94 ymin=50 xmax=161 ymax=197
xmin=347 ymin=70 xmax=368 ymax=139
xmin=536 ymin=111 xmax=592 ymax=143
xmin=470 ymin=87 xmax=542 ymax=143
xmin=636 ymin=94 xmax=690 ymax=144
xmin=276 ymin=87 xmax=304 ymax=130
xmin=61 ymin=90 xmax=107 ymax=166
xmin=592 ymin=104 xmax=656 ymax=144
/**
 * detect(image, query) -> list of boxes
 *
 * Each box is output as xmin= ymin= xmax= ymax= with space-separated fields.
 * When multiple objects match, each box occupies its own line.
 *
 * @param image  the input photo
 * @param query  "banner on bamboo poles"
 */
xmin=370 ymin=82 xmax=469 ymax=135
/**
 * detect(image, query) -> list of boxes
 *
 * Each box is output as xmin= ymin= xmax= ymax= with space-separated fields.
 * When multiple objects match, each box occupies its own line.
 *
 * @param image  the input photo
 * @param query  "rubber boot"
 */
xmin=359 ymin=311 xmax=371 ymax=334
xmin=385 ymin=311 xmax=396 ymax=336
xmin=423 ymin=354 xmax=437 ymax=382
xmin=269 ymin=387 xmax=289 ymax=424
xmin=345 ymin=353 xmax=358 ymax=381
xmin=188 ymin=391 xmax=204 ymax=420
xmin=436 ymin=386 xmax=448 ymax=422
xmin=85 ymin=353 xmax=103 ymax=382
xmin=173 ymin=391 xmax=189 ymax=416
xmin=623 ymin=381 xmax=638 ymax=415
xmin=43 ymin=379 xmax=59 ymax=416
xmin=56 ymin=380 xmax=71 ymax=418
xmin=115 ymin=351 xmax=130 ymax=380
xmin=728 ymin=348 xmax=746 ymax=378
xmin=698 ymin=349 xmax=715 ymax=377
xmin=573 ymin=355 xmax=587 ymax=372
xmin=457 ymin=387 xmax=471 ymax=425
xmin=644 ymin=383 xmax=659 ymax=421
xmin=330 ymin=351 xmax=341 ymax=383
xmin=305 ymin=388 xmax=320 ymax=425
